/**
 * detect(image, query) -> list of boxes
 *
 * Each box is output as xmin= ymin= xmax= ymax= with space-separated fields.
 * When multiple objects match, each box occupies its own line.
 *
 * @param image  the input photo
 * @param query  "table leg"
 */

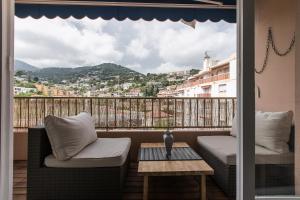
xmin=143 ymin=176 xmax=149 ymax=200
xmin=201 ymin=175 xmax=206 ymax=200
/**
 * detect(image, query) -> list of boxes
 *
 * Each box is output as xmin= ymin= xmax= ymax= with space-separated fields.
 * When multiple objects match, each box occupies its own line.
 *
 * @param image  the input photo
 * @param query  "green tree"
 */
xmin=15 ymin=70 xmax=26 ymax=76
xmin=33 ymin=77 xmax=39 ymax=82
xmin=190 ymin=69 xmax=200 ymax=75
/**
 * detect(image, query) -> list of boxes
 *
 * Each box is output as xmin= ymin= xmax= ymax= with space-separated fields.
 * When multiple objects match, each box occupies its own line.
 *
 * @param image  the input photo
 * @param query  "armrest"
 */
xmin=28 ymin=127 xmax=52 ymax=169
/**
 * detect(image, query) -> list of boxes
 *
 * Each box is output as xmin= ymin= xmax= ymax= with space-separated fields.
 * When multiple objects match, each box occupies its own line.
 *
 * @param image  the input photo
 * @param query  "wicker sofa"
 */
xmin=197 ymin=128 xmax=295 ymax=198
xmin=27 ymin=127 xmax=130 ymax=200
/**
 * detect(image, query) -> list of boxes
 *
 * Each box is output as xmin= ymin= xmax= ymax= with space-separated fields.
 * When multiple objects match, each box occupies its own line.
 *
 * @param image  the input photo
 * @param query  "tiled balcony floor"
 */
xmin=14 ymin=161 xmax=230 ymax=200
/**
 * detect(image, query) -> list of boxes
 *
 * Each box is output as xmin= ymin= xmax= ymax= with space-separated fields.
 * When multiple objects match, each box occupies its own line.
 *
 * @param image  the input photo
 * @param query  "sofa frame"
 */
xmin=197 ymin=127 xmax=295 ymax=198
xmin=27 ymin=127 xmax=129 ymax=200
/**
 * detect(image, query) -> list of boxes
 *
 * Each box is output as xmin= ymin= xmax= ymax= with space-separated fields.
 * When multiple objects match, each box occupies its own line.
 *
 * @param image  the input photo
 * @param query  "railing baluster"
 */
xmin=218 ymin=98 xmax=220 ymax=127
xmin=182 ymin=99 xmax=184 ymax=128
xmin=52 ymin=98 xmax=54 ymax=116
xmin=232 ymin=98 xmax=235 ymax=118
xmin=204 ymin=99 xmax=206 ymax=127
xmin=115 ymin=98 xmax=117 ymax=128
xmin=82 ymin=98 xmax=85 ymax=111
xmin=27 ymin=98 xmax=30 ymax=127
xmin=98 ymin=98 xmax=100 ymax=128
xmin=122 ymin=98 xmax=124 ymax=127
xmin=151 ymin=99 xmax=154 ymax=127
xmin=174 ymin=99 xmax=177 ymax=128
xmin=167 ymin=98 xmax=170 ymax=128
xmin=189 ymin=98 xmax=192 ymax=127
xmin=106 ymin=98 xmax=109 ymax=129
xmin=129 ymin=98 xmax=132 ymax=128
xmin=75 ymin=98 xmax=78 ymax=115
xmin=210 ymin=98 xmax=213 ymax=127
xmin=19 ymin=98 xmax=22 ymax=127
xmin=225 ymin=98 xmax=228 ymax=127
xmin=196 ymin=98 xmax=199 ymax=127
xmin=144 ymin=98 xmax=146 ymax=128
xmin=60 ymin=98 xmax=62 ymax=117
xmin=44 ymin=98 xmax=46 ymax=124
xmin=67 ymin=98 xmax=70 ymax=116
xmin=137 ymin=98 xmax=139 ymax=128
xmin=158 ymin=98 xmax=161 ymax=128
xmin=90 ymin=98 xmax=93 ymax=115
xmin=35 ymin=98 xmax=38 ymax=126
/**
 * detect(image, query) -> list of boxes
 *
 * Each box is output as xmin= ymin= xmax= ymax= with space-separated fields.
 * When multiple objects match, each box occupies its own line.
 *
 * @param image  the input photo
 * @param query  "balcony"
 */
xmin=14 ymin=97 xmax=236 ymax=130
xmin=184 ymin=73 xmax=230 ymax=88
xmin=13 ymin=96 xmax=236 ymax=200
xmin=198 ymin=93 xmax=211 ymax=98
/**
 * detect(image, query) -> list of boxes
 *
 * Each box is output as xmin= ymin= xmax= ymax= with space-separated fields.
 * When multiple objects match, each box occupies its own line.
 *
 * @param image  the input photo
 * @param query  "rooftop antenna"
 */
xmin=204 ymin=51 xmax=210 ymax=59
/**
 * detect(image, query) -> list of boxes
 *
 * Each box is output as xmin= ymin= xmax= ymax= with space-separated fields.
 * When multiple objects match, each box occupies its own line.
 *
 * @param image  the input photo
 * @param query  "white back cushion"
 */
xmin=45 ymin=112 xmax=97 ymax=160
xmin=255 ymin=111 xmax=293 ymax=153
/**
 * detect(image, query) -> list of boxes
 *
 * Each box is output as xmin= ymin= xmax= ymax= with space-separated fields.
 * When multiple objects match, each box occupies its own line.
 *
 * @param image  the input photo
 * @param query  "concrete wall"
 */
xmin=255 ymin=0 xmax=296 ymax=112
xmin=14 ymin=129 xmax=230 ymax=161
xmin=13 ymin=131 xmax=28 ymax=160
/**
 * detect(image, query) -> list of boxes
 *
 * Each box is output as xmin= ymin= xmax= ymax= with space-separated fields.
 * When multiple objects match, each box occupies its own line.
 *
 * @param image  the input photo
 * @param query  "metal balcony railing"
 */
xmin=13 ymin=97 xmax=236 ymax=129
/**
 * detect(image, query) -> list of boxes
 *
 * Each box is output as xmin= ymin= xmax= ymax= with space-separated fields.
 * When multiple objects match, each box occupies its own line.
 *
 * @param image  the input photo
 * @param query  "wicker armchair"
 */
xmin=196 ymin=126 xmax=295 ymax=198
xmin=27 ymin=127 xmax=129 ymax=200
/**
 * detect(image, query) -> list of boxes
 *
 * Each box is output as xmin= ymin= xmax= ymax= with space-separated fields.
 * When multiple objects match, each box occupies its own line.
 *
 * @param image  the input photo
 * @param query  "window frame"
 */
xmin=0 ymin=0 xmax=264 ymax=200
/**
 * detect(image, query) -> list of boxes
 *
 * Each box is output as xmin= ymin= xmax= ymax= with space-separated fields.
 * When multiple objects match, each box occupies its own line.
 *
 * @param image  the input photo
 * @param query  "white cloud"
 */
xmin=159 ymin=23 xmax=236 ymax=66
xmin=15 ymin=17 xmax=122 ymax=68
xmin=126 ymin=39 xmax=150 ymax=59
xmin=125 ymin=63 xmax=142 ymax=70
xmin=154 ymin=62 xmax=183 ymax=74
xmin=15 ymin=18 xmax=236 ymax=73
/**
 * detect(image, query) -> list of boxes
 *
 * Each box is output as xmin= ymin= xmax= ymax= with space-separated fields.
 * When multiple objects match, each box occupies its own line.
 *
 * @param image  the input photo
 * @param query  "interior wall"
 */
xmin=255 ymin=0 xmax=296 ymax=112
xmin=255 ymin=0 xmax=299 ymax=194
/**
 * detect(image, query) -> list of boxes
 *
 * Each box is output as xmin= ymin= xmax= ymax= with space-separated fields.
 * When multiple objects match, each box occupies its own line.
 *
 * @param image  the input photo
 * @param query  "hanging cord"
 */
xmin=255 ymin=27 xmax=296 ymax=74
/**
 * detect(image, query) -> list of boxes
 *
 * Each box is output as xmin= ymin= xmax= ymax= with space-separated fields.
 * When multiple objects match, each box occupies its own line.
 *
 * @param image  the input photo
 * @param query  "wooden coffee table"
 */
xmin=138 ymin=142 xmax=214 ymax=200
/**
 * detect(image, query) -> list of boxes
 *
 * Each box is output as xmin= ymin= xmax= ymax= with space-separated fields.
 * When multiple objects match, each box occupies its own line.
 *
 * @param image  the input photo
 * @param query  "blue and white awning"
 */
xmin=15 ymin=0 xmax=236 ymax=23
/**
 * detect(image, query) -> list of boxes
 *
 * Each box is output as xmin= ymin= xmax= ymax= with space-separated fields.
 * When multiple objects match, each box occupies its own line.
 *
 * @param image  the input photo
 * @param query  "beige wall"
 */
xmin=255 ymin=0 xmax=296 ymax=112
xmin=256 ymin=0 xmax=300 ymax=194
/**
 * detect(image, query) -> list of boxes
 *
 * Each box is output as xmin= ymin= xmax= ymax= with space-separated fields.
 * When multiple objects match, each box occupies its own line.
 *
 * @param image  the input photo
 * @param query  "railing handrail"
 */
xmin=14 ymin=96 xmax=236 ymax=99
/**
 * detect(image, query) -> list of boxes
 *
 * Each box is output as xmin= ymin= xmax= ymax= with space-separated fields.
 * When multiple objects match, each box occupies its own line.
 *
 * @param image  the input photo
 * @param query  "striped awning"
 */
xmin=15 ymin=0 xmax=236 ymax=23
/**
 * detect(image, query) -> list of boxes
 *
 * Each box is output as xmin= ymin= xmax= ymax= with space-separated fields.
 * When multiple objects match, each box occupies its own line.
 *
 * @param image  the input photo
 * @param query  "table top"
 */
xmin=138 ymin=142 xmax=214 ymax=176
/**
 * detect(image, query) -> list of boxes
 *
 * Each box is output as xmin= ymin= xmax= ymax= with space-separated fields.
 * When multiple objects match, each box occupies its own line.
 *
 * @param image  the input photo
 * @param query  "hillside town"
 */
xmin=157 ymin=53 xmax=236 ymax=97
xmin=14 ymin=53 xmax=236 ymax=98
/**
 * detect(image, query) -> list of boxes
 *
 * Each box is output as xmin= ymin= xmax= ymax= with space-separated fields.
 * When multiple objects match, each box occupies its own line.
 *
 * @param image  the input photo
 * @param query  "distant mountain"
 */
xmin=15 ymin=60 xmax=39 ymax=72
xmin=28 ymin=63 xmax=145 ymax=84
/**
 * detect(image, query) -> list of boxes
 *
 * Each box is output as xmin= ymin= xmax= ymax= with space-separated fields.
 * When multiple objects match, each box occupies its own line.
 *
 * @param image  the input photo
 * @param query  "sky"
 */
xmin=15 ymin=17 xmax=236 ymax=74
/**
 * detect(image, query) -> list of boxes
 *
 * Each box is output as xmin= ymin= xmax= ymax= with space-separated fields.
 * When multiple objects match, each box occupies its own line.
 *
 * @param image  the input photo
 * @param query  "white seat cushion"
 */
xmin=197 ymin=136 xmax=294 ymax=165
xmin=45 ymin=138 xmax=131 ymax=168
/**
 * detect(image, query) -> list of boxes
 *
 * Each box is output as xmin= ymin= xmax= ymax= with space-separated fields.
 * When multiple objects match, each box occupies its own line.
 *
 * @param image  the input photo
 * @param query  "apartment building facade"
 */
xmin=176 ymin=53 xmax=236 ymax=97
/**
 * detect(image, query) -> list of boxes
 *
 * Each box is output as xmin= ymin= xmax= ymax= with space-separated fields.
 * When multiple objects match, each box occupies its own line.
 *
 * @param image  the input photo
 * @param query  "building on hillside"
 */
xmin=176 ymin=53 xmax=236 ymax=97
xmin=167 ymin=70 xmax=191 ymax=77
xmin=14 ymin=87 xmax=37 ymax=95
xmin=157 ymin=85 xmax=178 ymax=97
xmin=126 ymin=88 xmax=143 ymax=97
xmin=35 ymin=83 xmax=72 ymax=97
